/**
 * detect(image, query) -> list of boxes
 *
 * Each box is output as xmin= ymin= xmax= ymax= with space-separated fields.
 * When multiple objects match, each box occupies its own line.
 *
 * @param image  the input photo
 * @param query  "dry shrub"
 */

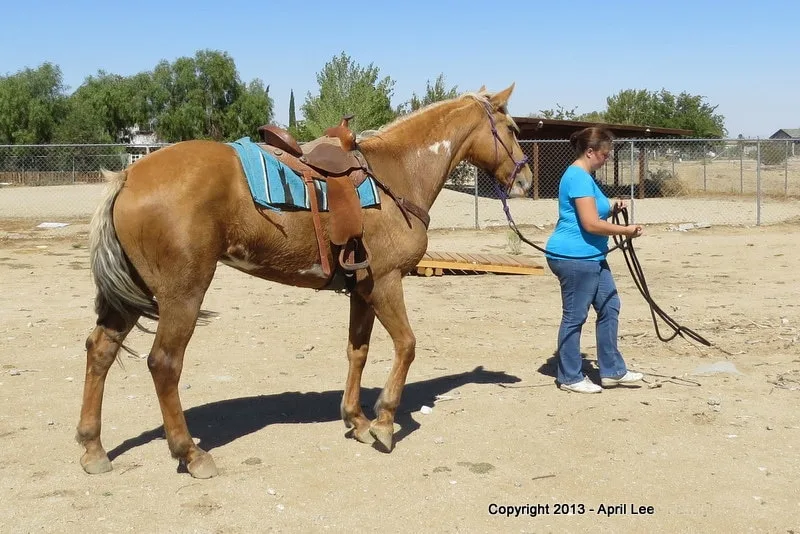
xmin=506 ymin=229 xmax=522 ymax=255
xmin=759 ymin=142 xmax=789 ymax=166
xmin=645 ymin=168 xmax=688 ymax=197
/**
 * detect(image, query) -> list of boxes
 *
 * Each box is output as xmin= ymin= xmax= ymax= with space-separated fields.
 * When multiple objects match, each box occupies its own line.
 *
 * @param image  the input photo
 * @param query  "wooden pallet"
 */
xmin=414 ymin=251 xmax=544 ymax=276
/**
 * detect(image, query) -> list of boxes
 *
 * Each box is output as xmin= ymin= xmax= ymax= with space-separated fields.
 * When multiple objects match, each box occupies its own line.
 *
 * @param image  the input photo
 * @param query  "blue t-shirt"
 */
xmin=545 ymin=165 xmax=611 ymax=261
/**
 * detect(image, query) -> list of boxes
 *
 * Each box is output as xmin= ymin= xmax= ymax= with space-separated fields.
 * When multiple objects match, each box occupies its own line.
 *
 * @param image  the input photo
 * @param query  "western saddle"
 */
xmin=256 ymin=116 xmax=372 ymax=279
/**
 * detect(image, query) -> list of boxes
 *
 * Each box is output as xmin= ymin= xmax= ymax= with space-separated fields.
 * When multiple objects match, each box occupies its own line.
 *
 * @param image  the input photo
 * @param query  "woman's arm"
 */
xmin=574 ymin=197 xmax=643 ymax=237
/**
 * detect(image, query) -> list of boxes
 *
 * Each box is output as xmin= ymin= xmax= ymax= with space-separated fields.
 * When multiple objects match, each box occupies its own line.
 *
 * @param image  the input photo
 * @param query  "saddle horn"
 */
xmin=325 ymin=115 xmax=357 ymax=152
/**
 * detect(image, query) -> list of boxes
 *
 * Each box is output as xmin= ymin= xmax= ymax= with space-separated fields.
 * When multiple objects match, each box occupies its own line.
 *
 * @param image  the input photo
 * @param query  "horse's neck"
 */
xmin=360 ymin=104 xmax=478 ymax=211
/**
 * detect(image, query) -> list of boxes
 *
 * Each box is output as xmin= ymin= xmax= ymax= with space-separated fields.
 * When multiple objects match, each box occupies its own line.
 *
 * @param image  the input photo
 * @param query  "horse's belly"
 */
xmin=219 ymin=244 xmax=329 ymax=288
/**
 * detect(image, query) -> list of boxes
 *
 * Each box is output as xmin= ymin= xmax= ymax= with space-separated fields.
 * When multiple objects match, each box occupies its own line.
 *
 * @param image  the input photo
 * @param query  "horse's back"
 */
xmin=127 ymin=140 xmax=242 ymax=190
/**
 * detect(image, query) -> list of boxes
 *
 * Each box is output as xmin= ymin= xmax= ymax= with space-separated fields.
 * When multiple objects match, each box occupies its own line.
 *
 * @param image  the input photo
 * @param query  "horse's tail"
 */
xmin=90 ymin=169 xmax=160 ymax=322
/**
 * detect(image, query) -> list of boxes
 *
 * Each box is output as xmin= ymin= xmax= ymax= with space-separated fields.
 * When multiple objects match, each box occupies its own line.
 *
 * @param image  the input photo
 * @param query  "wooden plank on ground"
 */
xmin=415 ymin=251 xmax=544 ymax=276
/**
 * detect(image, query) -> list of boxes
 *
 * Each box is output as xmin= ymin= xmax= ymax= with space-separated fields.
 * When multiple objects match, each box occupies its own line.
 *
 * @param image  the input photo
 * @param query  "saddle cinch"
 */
xmin=257 ymin=116 xmax=371 ymax=278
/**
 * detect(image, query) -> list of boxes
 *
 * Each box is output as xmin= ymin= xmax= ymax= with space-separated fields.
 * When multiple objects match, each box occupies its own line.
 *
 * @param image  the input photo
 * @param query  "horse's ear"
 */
xmin=478 ymin=85 xmax=487 ymax=93
xmin=489 ymin=83 xmax=515 ymax=109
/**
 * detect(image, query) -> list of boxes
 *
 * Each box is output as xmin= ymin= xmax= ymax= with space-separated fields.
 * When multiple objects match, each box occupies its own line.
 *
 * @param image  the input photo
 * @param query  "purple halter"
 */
xmin=482 ymin=101 xmax=528 ymax=193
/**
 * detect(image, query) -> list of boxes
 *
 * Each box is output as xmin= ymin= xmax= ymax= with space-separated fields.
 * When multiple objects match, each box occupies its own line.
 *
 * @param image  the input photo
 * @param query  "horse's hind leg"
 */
xmin=147 ymin=294 xmax=218 ymax=478
xmin=76 ymin=310 xmax=138 ymax=474
xmin=341 ymin=291 xmax=376 ymax=444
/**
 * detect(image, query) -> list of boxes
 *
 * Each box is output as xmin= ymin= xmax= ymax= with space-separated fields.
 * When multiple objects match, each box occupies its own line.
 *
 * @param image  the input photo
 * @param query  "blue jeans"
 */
xmin=547 ymin=258 xmax=628 ymax=385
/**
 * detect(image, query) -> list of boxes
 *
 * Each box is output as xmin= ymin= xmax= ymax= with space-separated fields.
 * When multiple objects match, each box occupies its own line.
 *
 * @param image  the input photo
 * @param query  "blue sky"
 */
xmin=1 ymin=0 xmax=797 ymax=138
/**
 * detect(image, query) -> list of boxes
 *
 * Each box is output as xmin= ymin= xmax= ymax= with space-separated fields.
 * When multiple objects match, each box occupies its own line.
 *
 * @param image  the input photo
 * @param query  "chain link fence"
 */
xmin=1 ymin=139 xmax=799 ymax=228
xmin=459 ymin=138 xmax=800 ymax=229
xmin=0 ymin=144 xmax=166 ymax=219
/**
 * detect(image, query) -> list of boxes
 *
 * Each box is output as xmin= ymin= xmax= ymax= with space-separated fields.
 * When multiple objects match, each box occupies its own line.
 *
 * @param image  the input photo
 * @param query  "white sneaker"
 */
xmin=559 ymin=376 xmax=602 ymax=394
xmin=601 ymin=371 xmax=644 ymax=388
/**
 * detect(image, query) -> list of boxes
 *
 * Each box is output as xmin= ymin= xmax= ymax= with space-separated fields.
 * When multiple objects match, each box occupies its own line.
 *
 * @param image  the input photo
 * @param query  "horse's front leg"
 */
xmin=341 ymin=291 xmax=377 ymax=444
xmin=367 ymin=271 xmax=416 ymax=452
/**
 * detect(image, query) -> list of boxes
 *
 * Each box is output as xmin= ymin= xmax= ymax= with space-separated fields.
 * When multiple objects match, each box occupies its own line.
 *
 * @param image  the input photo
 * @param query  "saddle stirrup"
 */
xmin=339 ymin=239 xmax=370 ymax=272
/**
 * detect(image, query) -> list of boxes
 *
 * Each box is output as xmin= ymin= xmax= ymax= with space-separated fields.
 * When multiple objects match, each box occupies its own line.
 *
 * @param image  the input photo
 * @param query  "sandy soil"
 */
xmin=1 ymin=217 xmax=798 ymax=533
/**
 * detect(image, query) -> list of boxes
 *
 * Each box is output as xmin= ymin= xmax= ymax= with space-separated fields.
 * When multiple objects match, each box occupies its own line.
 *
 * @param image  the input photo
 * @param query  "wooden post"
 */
xmin=638 ymin=144 xmax=646 ymax=199
xmin=532 ymin=142 xmax=540 ymax=200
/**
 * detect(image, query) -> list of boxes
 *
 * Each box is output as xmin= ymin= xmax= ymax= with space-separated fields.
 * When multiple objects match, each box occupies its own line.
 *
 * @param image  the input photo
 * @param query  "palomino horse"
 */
xmin=77 ymin=84 xmax=532 ymax=478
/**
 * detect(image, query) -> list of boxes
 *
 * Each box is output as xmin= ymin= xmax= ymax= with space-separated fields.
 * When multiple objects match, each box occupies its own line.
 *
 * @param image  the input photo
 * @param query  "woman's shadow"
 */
xmin=537 ymin=351 xmax=600 ymax=383
xmin=107 ymin=365 xmax=520 ymax=461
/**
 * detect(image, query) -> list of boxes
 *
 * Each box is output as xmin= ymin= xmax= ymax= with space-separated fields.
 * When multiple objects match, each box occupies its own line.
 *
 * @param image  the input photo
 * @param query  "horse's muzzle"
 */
xmin=508 ymin=165 xmax=533 ymax=197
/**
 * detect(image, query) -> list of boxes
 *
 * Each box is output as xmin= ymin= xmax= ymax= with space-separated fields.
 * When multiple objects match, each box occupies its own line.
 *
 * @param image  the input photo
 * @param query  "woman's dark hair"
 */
xmin=569 ymin=127 xmax=614 ymax=155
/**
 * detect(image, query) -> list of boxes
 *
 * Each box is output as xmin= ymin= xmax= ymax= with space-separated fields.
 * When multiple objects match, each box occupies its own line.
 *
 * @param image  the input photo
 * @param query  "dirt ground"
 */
xmin=1 ymin=219 xmax=799 ymax=533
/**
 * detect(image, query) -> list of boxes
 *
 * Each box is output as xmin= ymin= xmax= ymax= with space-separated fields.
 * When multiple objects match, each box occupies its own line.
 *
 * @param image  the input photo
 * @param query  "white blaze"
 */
xmin=427 ymin=140 xmax=451 ymax=155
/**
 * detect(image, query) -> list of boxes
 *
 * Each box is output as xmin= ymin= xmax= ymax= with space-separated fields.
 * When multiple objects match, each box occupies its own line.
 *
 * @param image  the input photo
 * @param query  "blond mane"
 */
xmin=381 ymin=92 xmax=485 ymax=132
xmin=357 ymin=90 xmax=518 ymax=142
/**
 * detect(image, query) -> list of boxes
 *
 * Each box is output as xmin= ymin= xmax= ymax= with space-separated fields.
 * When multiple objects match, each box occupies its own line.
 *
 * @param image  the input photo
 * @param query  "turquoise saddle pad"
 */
xmin=228 ymin=137 xmax=380 ymax=211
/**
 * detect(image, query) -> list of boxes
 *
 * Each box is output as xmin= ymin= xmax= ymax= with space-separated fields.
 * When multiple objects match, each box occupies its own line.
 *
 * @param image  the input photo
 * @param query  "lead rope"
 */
xmin=492 ymin=181 xmax=711 ymax=346
xmin=610 ymin=208 xmax=711 ymax=346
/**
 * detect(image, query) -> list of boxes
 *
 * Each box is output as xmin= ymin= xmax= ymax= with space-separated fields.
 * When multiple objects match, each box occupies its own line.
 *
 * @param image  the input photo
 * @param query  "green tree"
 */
xmin=534 ymin=104 xmax=606 ymax=122
xmin=578 ymin=110 xmax=607 ymax=122
xmin=59 ymin=71 xmax=142 ymax=143
xmin=54 ymin=70 xmax=158 ymax=143
xmin=603 ymin=89 xmax=655 ymax=126
xmin=148 ymin=49 xmax=272 ymax=142
xmin=299 ymin=52 xmax=396 ymax=140
xmin=669 ymin=91 xmax=726 ymax=138
xmin=406 ymin=74 xmax=459 ymax=113
xmin=150 ymin=57 xmax=205 ymax=141
xmin=224 ymin=79 xmax=273 ymax=140
xmin=537 ymin=104 xmax=578 ymax=120
xmin=195 ymin=49 xmax=242 ymax=139
xmin=126 ymin=72 xmax=159 ymax=132
xmin=288 ymin=89 xmax=296 ymax=128
xmin=55 ymin=96 xmax=112 ymax=143
xmin=604 ymin=89 xmax=725 ymax=137
xmin=0 ymin=63 xmax=67 ymax=144
xmin=151 ymin=50 xmax=244 ymax=141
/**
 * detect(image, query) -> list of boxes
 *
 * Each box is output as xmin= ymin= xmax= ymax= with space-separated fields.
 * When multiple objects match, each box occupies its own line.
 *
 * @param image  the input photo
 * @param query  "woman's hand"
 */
xmin=626 ymin=225 xmax=644 ymax=238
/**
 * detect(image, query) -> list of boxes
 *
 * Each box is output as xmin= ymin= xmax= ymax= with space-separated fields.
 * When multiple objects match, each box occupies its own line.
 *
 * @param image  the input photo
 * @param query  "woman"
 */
xmin=545 ymin=127 xmax=644 ymax=393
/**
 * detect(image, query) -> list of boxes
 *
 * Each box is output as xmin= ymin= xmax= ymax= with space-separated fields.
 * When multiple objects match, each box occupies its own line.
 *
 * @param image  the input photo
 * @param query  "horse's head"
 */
xmin=469 ymin=84 xmax=532 ymax=197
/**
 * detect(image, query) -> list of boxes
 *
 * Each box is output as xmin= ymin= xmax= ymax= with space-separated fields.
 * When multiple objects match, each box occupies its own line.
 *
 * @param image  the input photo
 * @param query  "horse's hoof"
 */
xmin=81 ymin=452 xmax=112 ymax=475
xmin=369 ymin=424 xmax=394 ymax=453
xmin=353 ymin=426 xmax=376 ymax=445
xmin=187 ymin=453 xmax=218 ymax=479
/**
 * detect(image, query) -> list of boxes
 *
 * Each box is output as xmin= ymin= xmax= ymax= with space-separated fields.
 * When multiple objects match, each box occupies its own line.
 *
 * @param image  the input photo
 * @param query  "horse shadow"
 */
xmin=107 ymin=365 xmax=520 ymax=461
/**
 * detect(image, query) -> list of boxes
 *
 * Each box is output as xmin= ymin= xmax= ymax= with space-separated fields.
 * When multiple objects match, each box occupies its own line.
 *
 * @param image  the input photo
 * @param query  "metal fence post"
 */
xmin=785 ymin=140 xmax=790 ymax=196
xmin=756 ymin=138 xmax=762 ymax=226
xmin=629 ymin=140 xmax=635 ymax=222
xmin=739 ymin=144 xmax=744 ymax=194
xmin=703 ymin=151 xmax=707 ymax=192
